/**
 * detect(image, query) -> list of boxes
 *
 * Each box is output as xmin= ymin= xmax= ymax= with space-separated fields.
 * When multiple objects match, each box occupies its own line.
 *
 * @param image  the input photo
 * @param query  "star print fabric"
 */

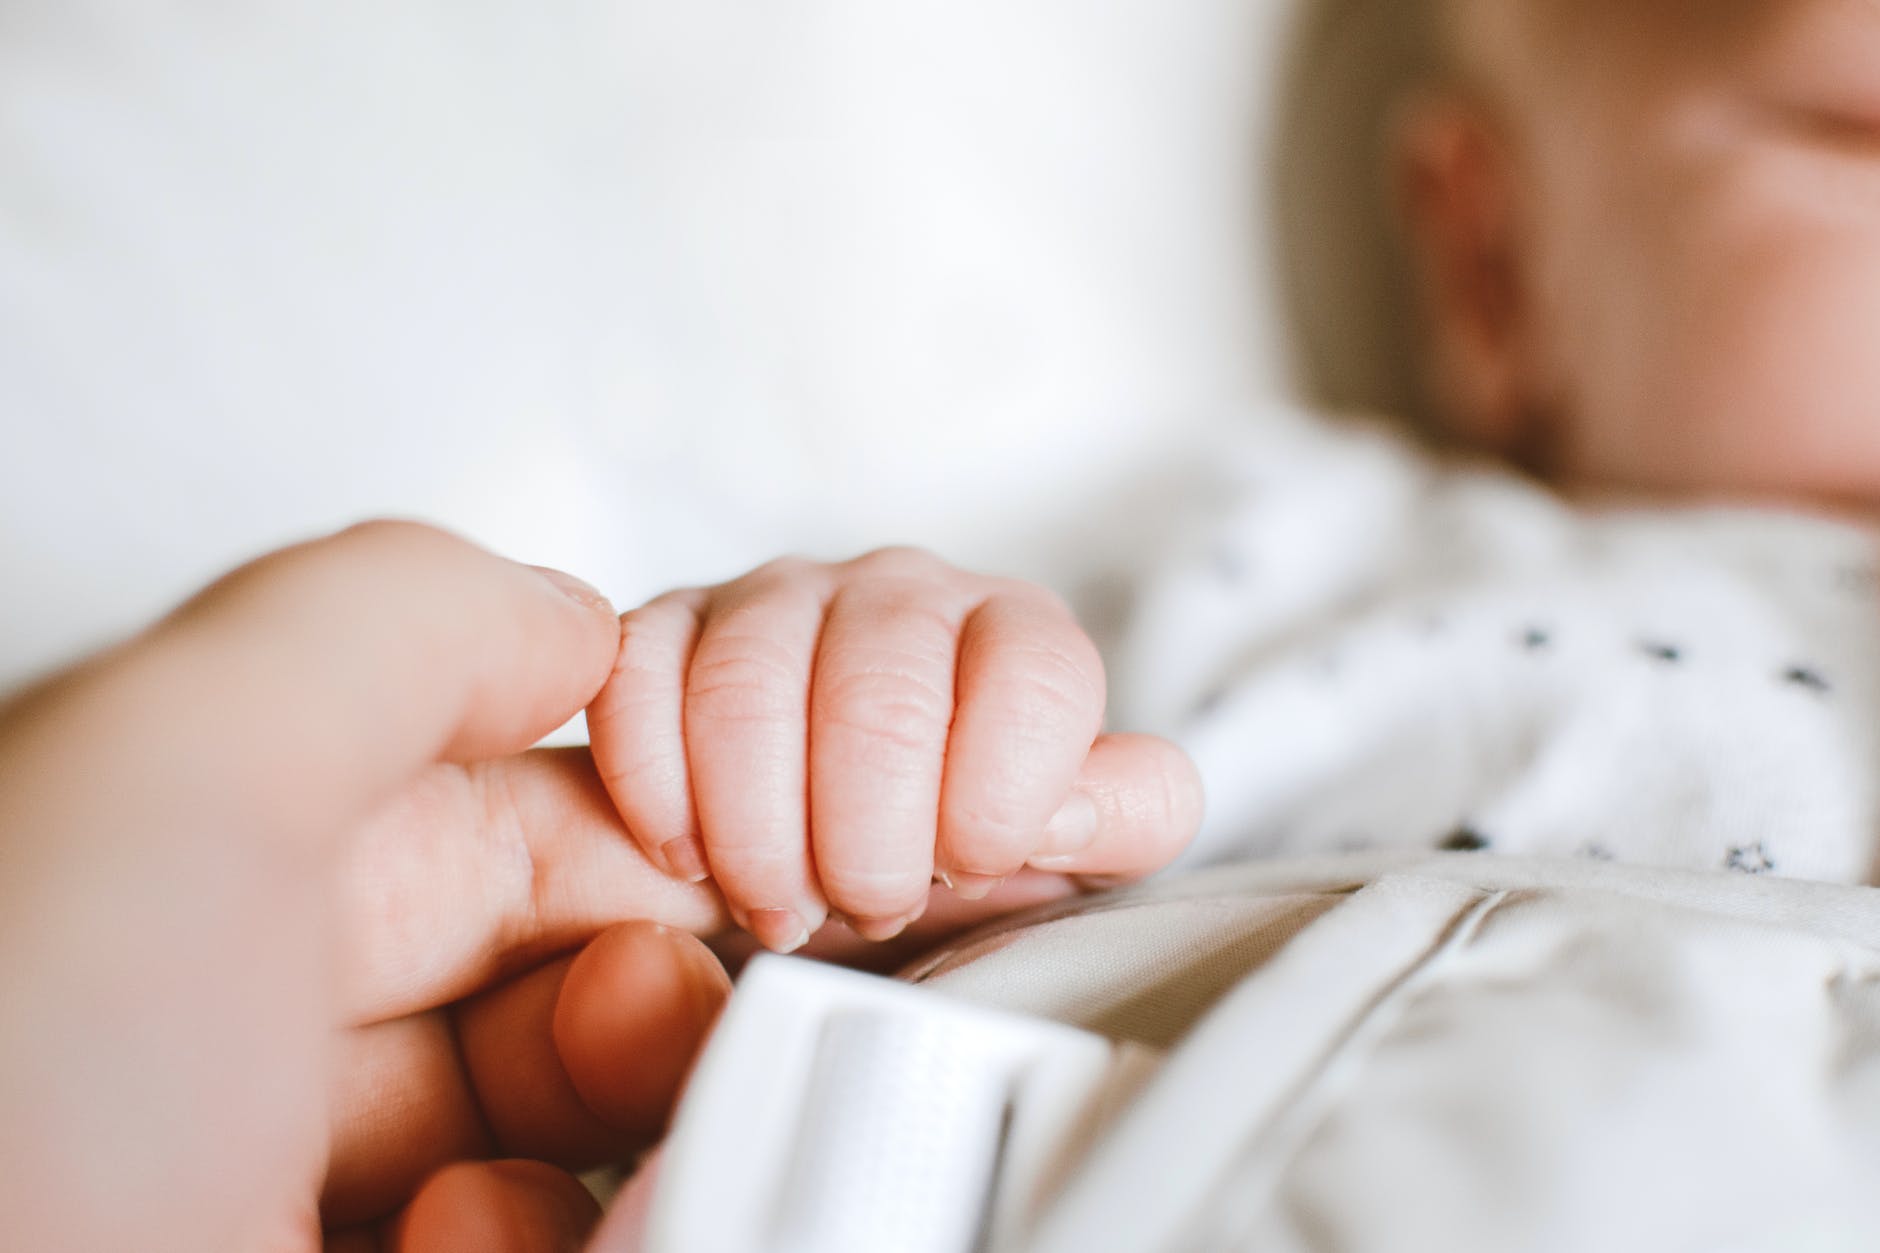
xmin=1111 ymin=408 xmax=1880 ymax=885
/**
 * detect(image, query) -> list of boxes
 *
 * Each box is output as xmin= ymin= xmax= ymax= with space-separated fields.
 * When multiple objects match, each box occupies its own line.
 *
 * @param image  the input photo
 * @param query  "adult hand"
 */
xmin=0 ymin=523 xmax=732 ymax=1251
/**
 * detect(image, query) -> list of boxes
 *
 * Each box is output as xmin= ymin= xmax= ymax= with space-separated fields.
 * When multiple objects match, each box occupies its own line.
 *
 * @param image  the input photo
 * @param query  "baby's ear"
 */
xmin=1395 ymin=89 xmax=1537 ymax=454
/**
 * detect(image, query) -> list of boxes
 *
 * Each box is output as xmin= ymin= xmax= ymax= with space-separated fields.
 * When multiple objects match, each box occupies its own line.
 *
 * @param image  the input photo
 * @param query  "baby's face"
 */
xmin=1420 ymin=0 xmax=1880 ymax=512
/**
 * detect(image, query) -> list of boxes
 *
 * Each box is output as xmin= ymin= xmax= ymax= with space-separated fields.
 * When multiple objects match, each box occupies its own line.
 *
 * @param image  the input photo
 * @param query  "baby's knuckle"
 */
xmin=747 ymin=554 xmax=818 ymax=586
xmin=858 ymin=596 xmax=961 ymax=646
xmin=594 ymin=737 xmax=684 ymax=793
xmin=987 ymin=575 xmax=1073 ymax=614
xmin=585 ymin=681 xmax=648 ymax=734
xmin=685 ymin=641 xmax=805 ymax=723
xmin=1044 ymin=622 xmax=1106 ymax=685
xmin=944 ymin=800 xmax=1034 ymax=864
xmin=850 ymin=545 xmax=944 ymax=578
xmin=1035 ymin=585 xmax=1079 ymax=619
xmin=992 ymin=653 xmax=1104 ymax=731
xmin=615 ymin=606 xmax=670 ymax=651
xmin=817 ymin=671 xmax=951 ymax=756
xmin=615 ymin=602 xmax=696 ymax=659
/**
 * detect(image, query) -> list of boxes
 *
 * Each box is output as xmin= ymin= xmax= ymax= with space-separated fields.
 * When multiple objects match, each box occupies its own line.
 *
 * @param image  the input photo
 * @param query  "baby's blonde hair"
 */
xmin=1268 ymin=0 xmax=1450 ymax=432
xmin=1269 ymin=0 xmax=1601 ymax=437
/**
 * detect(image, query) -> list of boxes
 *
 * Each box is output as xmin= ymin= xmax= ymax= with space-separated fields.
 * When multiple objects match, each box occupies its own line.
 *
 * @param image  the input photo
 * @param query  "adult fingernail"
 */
xmin=749 ymin=909 xmax=810 ymax=955
xmin=947 ymin=872 xmax=1006 ymax=902
xmin=531 ymin=564 xmax=613 ymax=613
xmin=1037 ymin=790 xmax=1099 ymax=858
xmin=660 ymin=834 xmax=711 ymax=884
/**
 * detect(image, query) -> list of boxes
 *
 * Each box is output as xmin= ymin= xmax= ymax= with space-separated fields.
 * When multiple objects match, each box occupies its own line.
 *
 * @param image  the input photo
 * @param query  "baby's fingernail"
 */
xmin=530 ymin=564 xmax=613 ymax=613
xmin=1037 ymin=790 xmax=1099 ymax=859
xmin=660 ymin=834 xmax=711 ymax=884
xmin=748 ymin=909 xmax=810 ymax=955
xmin=851 ymin=908 xmax=923 ymax=943
xmin=948 ymin=872 xmax=1006 ymax=902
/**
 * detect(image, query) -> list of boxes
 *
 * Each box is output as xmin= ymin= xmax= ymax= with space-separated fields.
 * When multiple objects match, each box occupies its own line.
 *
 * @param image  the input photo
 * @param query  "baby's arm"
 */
xmin=586 ymin=548 xmax=1202 ymax=953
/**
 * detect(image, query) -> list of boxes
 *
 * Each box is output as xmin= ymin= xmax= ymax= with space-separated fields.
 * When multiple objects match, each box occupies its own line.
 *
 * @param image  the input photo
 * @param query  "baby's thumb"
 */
xmin=1025 ymin=733 xmax=1204 ymax=880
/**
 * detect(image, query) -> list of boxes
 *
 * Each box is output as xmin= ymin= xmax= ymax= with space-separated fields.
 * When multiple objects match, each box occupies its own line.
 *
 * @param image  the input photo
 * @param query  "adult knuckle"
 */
xmin=335 ymin=518 xmax=472 ymax=569
xmin=470 ymin=764 xmax=545 ymax=949
xmin=221 ymin=519 xmax=476 ymax=631
xmin=340 ymin=517 xmax=444 ymax=548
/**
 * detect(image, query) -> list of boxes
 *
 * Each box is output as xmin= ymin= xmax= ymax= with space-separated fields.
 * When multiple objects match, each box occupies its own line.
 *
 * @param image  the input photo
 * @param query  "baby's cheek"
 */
xmin=1578 ymin=156 xmax=1880 ymax=502
xmin=1682 ymin=207 xmax=1880 ymax=498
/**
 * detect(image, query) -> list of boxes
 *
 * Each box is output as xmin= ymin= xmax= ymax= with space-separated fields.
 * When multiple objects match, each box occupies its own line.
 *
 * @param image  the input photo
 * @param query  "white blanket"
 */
xmin=908 ymin=854 xmax=1880 ymax=1251
xmin=644 ymin=854 xmax=1880 ymax=1250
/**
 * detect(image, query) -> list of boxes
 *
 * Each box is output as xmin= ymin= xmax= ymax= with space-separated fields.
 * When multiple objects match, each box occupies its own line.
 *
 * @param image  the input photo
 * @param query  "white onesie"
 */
xmin=1113 ymin=408 xmax=1880 ymax=885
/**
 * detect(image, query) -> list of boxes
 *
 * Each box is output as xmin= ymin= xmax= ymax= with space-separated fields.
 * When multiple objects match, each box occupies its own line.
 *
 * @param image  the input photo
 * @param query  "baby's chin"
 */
xmin=1553 ymin=476 xmax=1880 ymax=534
xmin=1781 ymin=491 xmax=1880 ymax=535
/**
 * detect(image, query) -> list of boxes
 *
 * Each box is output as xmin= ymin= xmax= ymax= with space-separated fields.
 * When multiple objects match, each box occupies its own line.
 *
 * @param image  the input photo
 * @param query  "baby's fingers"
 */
xmin=1027 ymin=733 xmax=1204 ymax=880
xmin=808 ymin=558 xmax=964 ymax=939
xmin=936 ymin=588 xmax=1106 ymax=894
xmin=680 ymin=562 xmax=834 ymax=952
xmin=588 ymin=590 xmax=711 ymax=883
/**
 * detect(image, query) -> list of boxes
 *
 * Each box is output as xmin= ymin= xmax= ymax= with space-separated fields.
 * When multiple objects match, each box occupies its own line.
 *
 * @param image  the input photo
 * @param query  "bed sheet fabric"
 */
xmin=0 ymin=0 xmax=1321 ymax=693
xmin=903 ymin=854 xmax=1880 ymax=1251
xmin=1111 ymin=408 xmax=1880 ymax=886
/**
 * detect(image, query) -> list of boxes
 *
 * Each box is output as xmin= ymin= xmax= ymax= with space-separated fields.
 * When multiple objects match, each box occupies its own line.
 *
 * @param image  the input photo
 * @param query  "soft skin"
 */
xmin=0 ymin=524 xmax=1200 ymax=1250
xmin=588 ymin=548 xmax=1203 ymax=954
xmin=0 ymin=524 xmax=733 ymax=1250
xmin=1401 ymin=0 xmax=1880 ymax=510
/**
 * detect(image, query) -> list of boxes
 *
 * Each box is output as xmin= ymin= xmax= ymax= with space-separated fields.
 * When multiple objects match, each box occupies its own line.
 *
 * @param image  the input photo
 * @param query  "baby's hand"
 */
xmin=587 ymin=549 xmax=1202 ymax=953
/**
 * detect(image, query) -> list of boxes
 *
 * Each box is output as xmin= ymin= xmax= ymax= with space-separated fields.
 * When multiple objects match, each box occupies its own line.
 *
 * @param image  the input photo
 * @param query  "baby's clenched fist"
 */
xmin=587 ymin=549 xmax=1201 ymax=952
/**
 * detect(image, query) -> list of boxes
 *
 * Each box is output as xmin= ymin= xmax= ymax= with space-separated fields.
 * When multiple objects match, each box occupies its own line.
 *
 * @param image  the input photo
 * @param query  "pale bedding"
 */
xmin=636 ymin=855 xmax=1880 ymax=1249
xmin=909 ymin=855 xmax=1880 ymax=1251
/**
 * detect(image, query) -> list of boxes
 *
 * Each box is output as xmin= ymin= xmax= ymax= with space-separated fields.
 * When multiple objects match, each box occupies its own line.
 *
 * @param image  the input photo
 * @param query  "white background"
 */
xmin=0 ymin=1 xmax=1328 ymax=692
